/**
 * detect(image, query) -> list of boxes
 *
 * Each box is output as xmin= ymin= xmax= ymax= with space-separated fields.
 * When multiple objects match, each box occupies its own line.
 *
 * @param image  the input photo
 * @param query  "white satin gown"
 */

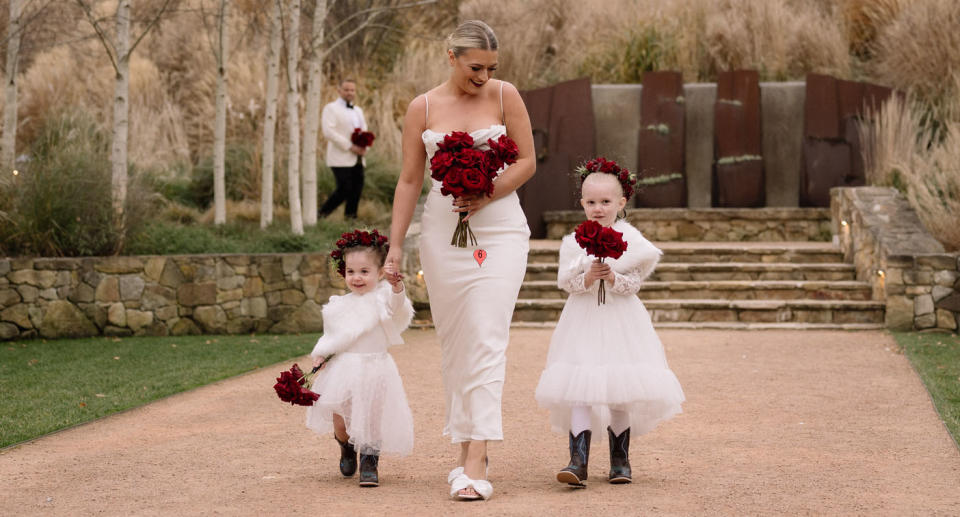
xmin=420 ymin=120 xmax=530 ymax=443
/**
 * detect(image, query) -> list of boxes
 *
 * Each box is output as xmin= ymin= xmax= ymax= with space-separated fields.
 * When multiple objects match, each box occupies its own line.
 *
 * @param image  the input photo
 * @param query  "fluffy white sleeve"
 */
xmin=557 ymin=235 xmax=590 ymax=294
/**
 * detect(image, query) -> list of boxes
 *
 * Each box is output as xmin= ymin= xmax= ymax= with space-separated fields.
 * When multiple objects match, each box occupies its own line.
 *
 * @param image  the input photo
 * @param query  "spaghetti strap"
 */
xmin=499 ymin=81 xmax=505 ymax=125
xmin=424 ymin=93 xmax=430 ymax=126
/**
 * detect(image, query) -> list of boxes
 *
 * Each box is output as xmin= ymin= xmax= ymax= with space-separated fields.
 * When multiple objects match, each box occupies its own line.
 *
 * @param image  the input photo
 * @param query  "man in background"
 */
xmin=318 ymin=79 xmax=367 ymax=219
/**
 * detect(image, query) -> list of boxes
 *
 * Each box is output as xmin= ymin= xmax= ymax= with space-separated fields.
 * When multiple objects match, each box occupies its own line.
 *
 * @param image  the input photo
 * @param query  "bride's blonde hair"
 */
xmin=447 ymin=20 xmax=498 ymax=57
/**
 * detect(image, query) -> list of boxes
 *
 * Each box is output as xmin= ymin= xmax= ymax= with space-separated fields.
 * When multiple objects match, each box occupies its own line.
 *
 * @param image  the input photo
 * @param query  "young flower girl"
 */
xmin=535 ymin=159 xmax=685 ymax=487
xmin=305 ymin=229 xmax=415 ymax=487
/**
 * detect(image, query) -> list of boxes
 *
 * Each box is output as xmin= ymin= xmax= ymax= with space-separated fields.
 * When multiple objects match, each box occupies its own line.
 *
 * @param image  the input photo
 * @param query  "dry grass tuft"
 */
xmin=868 ymin=0 xmax=960 ymax=126
xmin=860 ymin=91 xmax=960 ymax=250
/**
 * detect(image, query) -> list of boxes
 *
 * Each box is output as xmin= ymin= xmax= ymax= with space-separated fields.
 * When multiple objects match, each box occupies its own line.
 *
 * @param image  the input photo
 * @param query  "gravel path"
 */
xmin=2 ymin=329 xmax=959 ymax=516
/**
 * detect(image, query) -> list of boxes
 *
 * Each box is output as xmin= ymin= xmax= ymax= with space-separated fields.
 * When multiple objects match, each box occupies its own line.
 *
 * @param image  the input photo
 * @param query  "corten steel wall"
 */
xmin=592 ymin=81 xmax=807 ymax=208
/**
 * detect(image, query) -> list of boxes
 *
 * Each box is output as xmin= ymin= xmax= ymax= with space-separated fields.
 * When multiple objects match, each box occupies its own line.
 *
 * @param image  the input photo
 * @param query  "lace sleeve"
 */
xmin=557 ymin=236 xmax=591 ymax=294
xmin=609 ymin=269 xmax=645 ymax=296
xmin=560 ymin=270 xmax=589 ymax=294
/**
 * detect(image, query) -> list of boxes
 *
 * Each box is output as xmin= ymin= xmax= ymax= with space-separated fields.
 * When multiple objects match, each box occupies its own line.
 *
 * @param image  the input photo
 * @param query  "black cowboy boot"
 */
xmin=556 ymin=430 xmax=591 ymax=487
xmin=607 ymin=426 xmax=632 ymax=483
xmin=335 ymin=436 xmax=358 ymax=477
xmin=358 ymin=453 xmax=380 ymax=487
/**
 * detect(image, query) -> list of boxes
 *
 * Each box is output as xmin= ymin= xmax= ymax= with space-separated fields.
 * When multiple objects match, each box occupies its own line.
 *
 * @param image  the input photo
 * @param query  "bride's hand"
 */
xmin=385 ymin=246 xmax=403 ymax=279
xmin=453 ymin=194 xmax=492 ymax=222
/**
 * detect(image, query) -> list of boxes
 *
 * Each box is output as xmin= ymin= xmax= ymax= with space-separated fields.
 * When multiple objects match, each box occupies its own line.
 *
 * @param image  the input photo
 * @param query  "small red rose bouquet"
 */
xmin=574 ymin=220 xmax=628 ymax=305
xmin=429 ymin=131 xmax=519 ymax=247
xmin=273 ymin=362 xmax=329 ymax=406
xmin=351 ymin=128 xmax=375 ymax=148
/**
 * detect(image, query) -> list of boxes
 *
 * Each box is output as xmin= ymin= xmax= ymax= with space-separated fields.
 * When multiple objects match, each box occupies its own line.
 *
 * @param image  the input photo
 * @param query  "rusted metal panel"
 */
xmin=518 ymin=77 xmax=595 ymax=237
xmin=637 ymin=71 xmax=686 ymax=207
xmin=804 ymin=74 xmax=840 ymax=139
xmin=800 ymin=139 xmax=851 ymax=206
xmin=714 ymin=70 xmax=764 ymax=207
xmin=716 ymin=70 xmax=761 ymax=157
xmin=844 ymin=118 xmax=866 ymax=186
xmin=863 ymin=82 xmax=893 ymax=111
xmin=715 ymin=159 xmax=765 ymax=208
xmin=836 ymin=80 xmax=865 ymax=120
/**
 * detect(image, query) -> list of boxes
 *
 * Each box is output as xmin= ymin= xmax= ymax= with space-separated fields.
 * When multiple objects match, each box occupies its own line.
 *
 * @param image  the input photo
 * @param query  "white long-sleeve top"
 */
xmin=557 ymin=219 xmax=662 ymax=296
xmin=311 ymin=280 xmax=414 ymax=358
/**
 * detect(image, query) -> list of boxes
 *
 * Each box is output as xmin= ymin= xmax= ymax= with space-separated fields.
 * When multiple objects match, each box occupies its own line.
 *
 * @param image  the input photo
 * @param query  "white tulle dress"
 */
xmin=419 ymin=85 xmax=530 ymax=443
xmin=535 ymin=219 xmax=685 ymax=437
xmin=305 ymin=281 xmax=415 ymax=456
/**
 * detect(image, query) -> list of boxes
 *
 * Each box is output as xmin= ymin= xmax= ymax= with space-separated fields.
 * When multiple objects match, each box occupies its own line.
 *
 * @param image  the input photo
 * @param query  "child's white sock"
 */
xmin=609 ymin=409 xmax=630 ymax=435
xmin=570 ymin=406 xmax=591 ymax=435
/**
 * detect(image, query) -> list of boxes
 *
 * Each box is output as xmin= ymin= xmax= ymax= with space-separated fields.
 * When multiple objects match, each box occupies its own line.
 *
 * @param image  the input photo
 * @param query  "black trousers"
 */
xmin=320 ymin=158 xmax=364 ymax=218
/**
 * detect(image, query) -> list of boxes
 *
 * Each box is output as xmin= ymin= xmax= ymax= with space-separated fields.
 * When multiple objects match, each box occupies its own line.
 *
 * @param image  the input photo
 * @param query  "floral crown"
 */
xmin=329 ymin=229 xmax=389 ymax=277
xmin=576 ymin=157 xmax=637 ymax=201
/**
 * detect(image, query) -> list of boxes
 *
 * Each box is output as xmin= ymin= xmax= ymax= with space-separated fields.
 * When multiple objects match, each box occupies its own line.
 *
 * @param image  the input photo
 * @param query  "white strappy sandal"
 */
xmin=450 ymin=473 xmax=493 ymax=501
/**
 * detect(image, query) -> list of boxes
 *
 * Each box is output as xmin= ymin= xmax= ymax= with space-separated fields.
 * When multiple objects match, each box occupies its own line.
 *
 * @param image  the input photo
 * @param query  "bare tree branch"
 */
xmin=74 ymin=0 xmax=119 ymax=73
xmin=317 ymin=0 xmax=436 ymax=51
xmin=126 ymin=0 xmax=176 ymax=58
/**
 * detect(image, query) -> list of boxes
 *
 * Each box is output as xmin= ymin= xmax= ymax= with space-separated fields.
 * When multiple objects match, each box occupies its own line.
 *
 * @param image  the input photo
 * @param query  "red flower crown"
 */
xmin=329 ymin=229 xmax=389 ymax=277
xmin=576 ymin=157 xmax=638 ymax=201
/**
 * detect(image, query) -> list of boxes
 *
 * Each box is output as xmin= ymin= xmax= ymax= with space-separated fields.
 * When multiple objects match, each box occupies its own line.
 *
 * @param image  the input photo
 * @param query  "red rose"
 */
xmin=596 ymin=227 xmax=628 ymax=259
xmin=439 ymin=131 xmax=474 ymax=152
xmin=273 ymin=370 xmax=301 ymax=403
xmin=351 ymin=129 xmax=375 ymax=148
xmin=488 ymin=135 xmax=519 ymax=165
xmin=575 ymin=220 xmax=603 ymax=250
xmin=441 ymin=169 xmax=468 ymax=198
xmin=461 ymin=168 xmax=492 ymax=195
xmin=455 ymin=147 xmax=487 ymax=169
xmin=485 ymin=149 xmax=504 ymax=173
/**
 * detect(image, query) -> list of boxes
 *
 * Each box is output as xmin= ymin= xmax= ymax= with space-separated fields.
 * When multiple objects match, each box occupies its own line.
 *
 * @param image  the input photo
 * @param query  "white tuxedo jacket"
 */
xmin=322 ymin=98 xmax=367 ymax=168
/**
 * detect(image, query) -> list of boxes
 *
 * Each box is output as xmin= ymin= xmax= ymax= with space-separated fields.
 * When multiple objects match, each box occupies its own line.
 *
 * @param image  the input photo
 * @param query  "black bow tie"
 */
xmin=345 ymin=102 xmax=354 ymax=109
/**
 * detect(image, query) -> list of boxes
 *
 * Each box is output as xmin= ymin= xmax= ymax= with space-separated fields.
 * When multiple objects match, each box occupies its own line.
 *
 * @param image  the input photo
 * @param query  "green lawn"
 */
xmin=0 ymin=334 xmax=317 ymax=448
xmin=893 ymin=331 xmax=960 ymax=445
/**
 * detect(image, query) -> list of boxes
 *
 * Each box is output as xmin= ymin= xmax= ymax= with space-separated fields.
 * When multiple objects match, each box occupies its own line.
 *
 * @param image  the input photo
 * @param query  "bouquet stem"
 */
xmin=597 ymin=258 xmax=606 ymax=305
xmin=451 ymin=212 xmax=477 ymax=248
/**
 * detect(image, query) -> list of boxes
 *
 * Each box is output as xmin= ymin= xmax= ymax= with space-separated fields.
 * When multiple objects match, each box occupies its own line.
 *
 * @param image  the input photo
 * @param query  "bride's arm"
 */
xmin=386 ymin=96 xmax=428 ymax=268
xmin=491 ymin=81 xmax=535 ymax=200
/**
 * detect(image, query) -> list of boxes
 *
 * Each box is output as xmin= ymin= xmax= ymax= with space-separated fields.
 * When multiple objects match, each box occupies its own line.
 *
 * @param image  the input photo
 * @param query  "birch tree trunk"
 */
xmin=284 ymin=0 xmax=303 ymax=235
xmin=260 ymin=0 xmax=283 ymax=229
xmin=112 ymin=0 xmax=131 ymax=220
xmin=299 ymin=0 xmax=325 ymax=227
xmin=212 ymin=0 xmax=229 ymax=225
xmin=1 ymin=0 xmax=22 ymax=174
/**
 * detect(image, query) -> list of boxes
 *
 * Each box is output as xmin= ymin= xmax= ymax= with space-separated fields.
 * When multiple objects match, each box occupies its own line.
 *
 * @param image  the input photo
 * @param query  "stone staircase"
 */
xmin=410 ymin=208 xmax=886 ymax=330
xmin=515 ymin=240 xmax=884 ymax=329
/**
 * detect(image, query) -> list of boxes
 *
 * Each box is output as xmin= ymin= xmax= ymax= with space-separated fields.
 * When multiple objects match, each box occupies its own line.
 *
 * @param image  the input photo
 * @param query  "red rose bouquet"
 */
xmin=574 ymin=220 xmax=628 ymax=305
xmin=429 ymin=131 xmax=519 ymax=247
xmin=273 ymin=361 xmax=329 ymax=406
xmin=351 ymin=128 xmax=375 ymax=148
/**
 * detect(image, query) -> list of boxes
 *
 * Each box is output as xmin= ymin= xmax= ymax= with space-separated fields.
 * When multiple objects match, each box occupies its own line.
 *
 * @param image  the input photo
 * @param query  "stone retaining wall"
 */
xmin=832 ymin=187 xmax=959 ymax=331
xmin=0 ymin=253 xmax=346 ymax=341
xmin=544 ymin=207 xmax=831 ymax=241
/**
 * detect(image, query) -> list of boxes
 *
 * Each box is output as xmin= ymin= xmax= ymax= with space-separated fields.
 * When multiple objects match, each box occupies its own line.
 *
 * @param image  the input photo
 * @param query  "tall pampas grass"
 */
xmin=867 ymin=0 xmax=960 ymax=129
xmin=860 ymin=89 xmax=960 ymax=250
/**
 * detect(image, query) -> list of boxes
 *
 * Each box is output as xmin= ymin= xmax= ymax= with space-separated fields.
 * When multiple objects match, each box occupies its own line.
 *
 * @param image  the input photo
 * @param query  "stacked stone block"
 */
xmin=832 ymin=187 xmax=959 ymax=331
xmin=0 ymin=254 xmax=345 ymax=341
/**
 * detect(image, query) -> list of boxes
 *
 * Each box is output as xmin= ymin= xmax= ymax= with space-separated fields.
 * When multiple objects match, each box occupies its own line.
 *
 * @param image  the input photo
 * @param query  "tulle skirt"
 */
xmin=305 ymin=352 xmax=414 ymax=456
xmin=535 ymin=290 xmax=685 ymax=437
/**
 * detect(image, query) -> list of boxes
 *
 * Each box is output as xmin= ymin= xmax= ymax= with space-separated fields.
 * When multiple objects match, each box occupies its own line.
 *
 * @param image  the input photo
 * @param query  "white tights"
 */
xmin=570 ymin=406 xmax=629 ymax=435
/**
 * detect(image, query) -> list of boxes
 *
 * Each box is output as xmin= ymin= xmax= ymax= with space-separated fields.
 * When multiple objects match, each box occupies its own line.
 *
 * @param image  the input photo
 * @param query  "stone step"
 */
xmin=652 ymin=262 xmax=856 ymax=281
xmin=543 ymin=207 xmax=831 ymax=242
xmin=518 ymin=280 xmax=873 ymax=301
xmin=510 ymin=298 xmax=884 ymax=325
xmin=523 ymin=261 xmax=856 ymax=282
xmin=501 ymin=321 xmax=886 ymax=330
xmin=528 ymin=241 xmax=845 ymax=264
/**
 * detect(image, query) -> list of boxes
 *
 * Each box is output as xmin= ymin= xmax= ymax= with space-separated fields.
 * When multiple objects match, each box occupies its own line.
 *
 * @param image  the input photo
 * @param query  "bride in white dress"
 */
xmin=385 ymin=20 xmax=535 ymax=500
